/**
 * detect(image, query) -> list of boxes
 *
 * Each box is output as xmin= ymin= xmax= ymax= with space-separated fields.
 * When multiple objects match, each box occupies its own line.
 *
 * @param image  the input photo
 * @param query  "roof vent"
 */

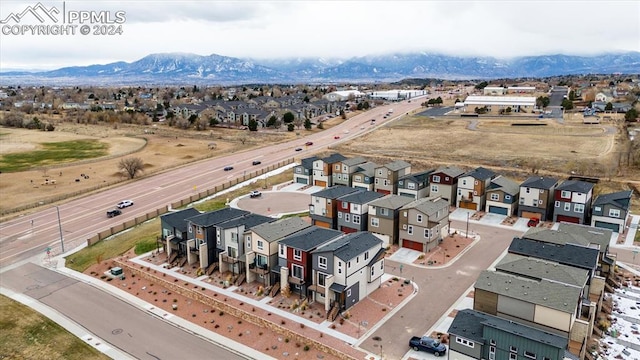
xmin=543 ymin=297 xmax=547 ymax=300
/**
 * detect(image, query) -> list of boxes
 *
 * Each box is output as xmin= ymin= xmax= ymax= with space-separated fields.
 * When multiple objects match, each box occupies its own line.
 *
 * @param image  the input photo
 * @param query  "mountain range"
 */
xmin=2 ymin=51 xmax=639 ymax=86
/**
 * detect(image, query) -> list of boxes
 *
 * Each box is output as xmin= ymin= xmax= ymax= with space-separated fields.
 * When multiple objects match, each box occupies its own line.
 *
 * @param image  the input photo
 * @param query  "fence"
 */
xmin=87 ymin=159 xmax=294 ymax=246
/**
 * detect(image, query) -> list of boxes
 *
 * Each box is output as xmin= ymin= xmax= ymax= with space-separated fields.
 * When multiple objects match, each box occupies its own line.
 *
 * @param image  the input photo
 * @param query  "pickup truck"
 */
xmin=409 ymin=336 xmax=446 ymax=356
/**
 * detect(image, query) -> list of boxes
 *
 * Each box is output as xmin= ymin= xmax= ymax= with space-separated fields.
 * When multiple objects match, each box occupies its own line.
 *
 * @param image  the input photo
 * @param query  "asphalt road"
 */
xmin=2 ymin=262 xmax=246 ymax=360
xmin=0 ymin=97 xmax=426 ymax=268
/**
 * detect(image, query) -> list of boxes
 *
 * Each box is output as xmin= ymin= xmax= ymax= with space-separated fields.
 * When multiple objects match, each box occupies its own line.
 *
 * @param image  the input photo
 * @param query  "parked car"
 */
xmin=334 ymin=135 xmax=340 ymax=139
xmin=252 ymin=160 xmax=262 ymax=165
xmin=224 ymin=166 xmax=234 ymax=171
xmin=116 ymin=200 xmax=134 ymax=209
xmin=409 ymin=336 xmax=446 ymax=356
xmin=295 ymin=147 xmax=302 ymax=151
xmin=249 ymin=190 xmax=262 ymax=198
xmin=527 ymin=218 xmax=540 ymax=227
xmin=305 ymin=141 xmax=313 ymax=146
xmin=107 ymin=209 xmax=122 ymax=218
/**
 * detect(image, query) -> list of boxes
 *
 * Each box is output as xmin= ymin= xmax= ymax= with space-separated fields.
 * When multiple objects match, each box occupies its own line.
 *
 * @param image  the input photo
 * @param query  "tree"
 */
xmin=625 ymin=108 xmax=638 ymax=122
xmin=267 ymin=115 xmax=277 ymax=127
xmin=561 ymin=99 xmax=573 ymax=110
xmin=248 ymin=119 xmax=258 ymax=131
xmin=303 ymin=95 xmax=310 ymax=103
xmin=304 ymin=118 xmax=312 ymax=130
xmin=475 ymin=81 xmax=488 ymax=90
xmin=119 ymin=157 xmax=144 ymax=179
xmin=536 ymin=96 xmax=550 ymax=108
xmin=294 ymin=118 xmax=303 ymax=130
xmin=363 ymin=101 xmax=370 ymax=109
xmin=604 ymin=102 xmax=613 ymax=111
xmin=283 ymin=112 xmax=295 ymax=124
xmin=287 ymin=123 xmax=294 ymax=131
xmin=568 ymin=90 xmax=576 ymax=101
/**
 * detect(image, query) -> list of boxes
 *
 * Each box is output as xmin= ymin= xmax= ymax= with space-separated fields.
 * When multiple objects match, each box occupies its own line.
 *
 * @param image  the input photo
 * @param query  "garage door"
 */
xmin=314 ymin=180 xmax=327 ymax=187
xmin=556 ymin=215 xmax=580 ymax=224
xmin=459 ymin=201 xmax=476 ymax=210
xmin=296 ymin=177 xmax=308 ymax=184
xmin=594 ymin=221 xmax=620 ymax=233
xmin=521 ymin=211 xmax=542 ymax=220
xmin=376 ymin=189 xmax=391 ymax=195
xmin=341 ymin=226 xmax=357 ymax=234
xmin=402 ymin=239 xmax=423 ymax=252
xmin=314 ymin=220 xmax=331 ymax=228
xmin=488 ymin=206 xmax=508 ymax=215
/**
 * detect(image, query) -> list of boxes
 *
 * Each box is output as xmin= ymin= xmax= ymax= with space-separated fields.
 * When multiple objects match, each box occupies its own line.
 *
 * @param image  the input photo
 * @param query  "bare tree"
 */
xmin=119 ymin=157 xmax=144 ymax=179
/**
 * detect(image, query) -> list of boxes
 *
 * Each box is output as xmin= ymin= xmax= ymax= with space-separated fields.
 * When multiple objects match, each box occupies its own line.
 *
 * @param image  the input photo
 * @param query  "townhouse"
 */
xmin=367 ymin=194 xmax=414 ymax=247
xmin=398 ymin=197 xmax=450 ymax=252
xmin=293 ymin=156 xmax=318 ymax=185
xmin=309 ymin=186 xmax=363 ymax=229
xmin=336 ymin=190 xmax=385 ymax=233
xmin=448 ymin=309 xmax=572 ymax=360
xmin=485 ymin=175 xmax=520 ymax=216
xmin=374 ymin=160 xmax=412 ymax=195
xmin=590 ymin=190 xmax=633 ymax=233
xmin=313 ymin=153 xmax=347 ymax=188
xmin=217 ymin=214 xmax=274 ymax=278
xmin=428 ymin=165 xmax=464 ymax=205
xmin=244 ymin=217 xmax=312 ymax=287
xmin=552 ymin=180 xmax=594 ymax=225
xmin=351 ymin=162 xmax=378 ymax=191
xmin=277 ymin=226 xmax=344 ymax=296
xmin=396 ymin=169 xmax=434 ymax=200
xmin=160 ymin=208 xmax=201 ymax=260
xmin=517 ymin=176 xmax=560 ymax=221
xmin=456 ymin=167 xmax=497 ymax=211
xmin=332 ymin=157 xmax=367 ymax=187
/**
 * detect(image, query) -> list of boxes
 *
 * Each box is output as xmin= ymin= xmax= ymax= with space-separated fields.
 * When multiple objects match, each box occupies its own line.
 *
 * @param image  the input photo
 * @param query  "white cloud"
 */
xmin=0 ymin=0 xmax=638 ymax=70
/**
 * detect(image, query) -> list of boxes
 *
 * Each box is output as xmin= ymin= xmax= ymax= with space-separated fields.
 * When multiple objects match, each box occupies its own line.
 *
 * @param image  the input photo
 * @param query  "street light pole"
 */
xmin=466 ymin=212 xmax=469 ymax=239
xmin=55 ymin=206 xmax=65 ymax=253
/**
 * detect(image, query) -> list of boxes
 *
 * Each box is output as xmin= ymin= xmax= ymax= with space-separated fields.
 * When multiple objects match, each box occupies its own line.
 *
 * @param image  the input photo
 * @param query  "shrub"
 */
xmin=303 ymin=345 xmax=310 ymax=351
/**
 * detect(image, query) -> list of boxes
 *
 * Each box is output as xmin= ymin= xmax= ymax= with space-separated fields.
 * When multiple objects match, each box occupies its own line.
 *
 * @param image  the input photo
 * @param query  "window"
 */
xmin=520 ymin=197 xmax=525 ymax=205
xmin=375 ymin=178 xmax=379 ymax=185
xmin=510 ymin=346 xmax=517 ymax=353
xmin=399 ymin=180 xmax=404 ymax=186
xmin=353 ymin=215 xmax=361 ymax=224
xmin=407 ymin=225 xmax=413 ymax=235
xmin=574 ymin=203 xmax=585 ymax=213
xmin=380 ymin=208 xmax=388 ymax=216
xmin=345 ymin=214 xmax=350 ymax=222
xmin=417 ymin=214 xmax=423 ymax=223
xmin=383 ymin=179 xmax=389 ymax=186
xmin=526 ymin=187 xmax=531 ymax=193
xmin=462 ymin=179 xmax=467 ymax=186
xmin=555 ymin=201 xmax=560 ymax=207
xmin=279 ymin=244 xmax=285 ymax=257
xmin=432 ymin=175 xmax=440 ymax=183
xmin=490 ymin=193 xmax=499 ymax=201
xmin=561 ymin=190 xmax=571 ymax=198
xmin=346 ymin=289 xmax=351 ymax=297
xmin=505 ymin=195 xmax=511 ymax=200
xmin=338 ymin=212 xmax=342 ymax=218
xmin=403 ymin=211 xmax=407 ymax=217
xmin=371 ymin=217 xmax=379 ymax=227
xmin=609 ymin=208 xmax=621 ymax=218
xmin=342 ymin=201 xmax=348 ymax=208
xmin=594 ymin=206 xmax=601 ymax=212
xmin=293 ymin=249 xmax=302 ymax=261
xmin=490 ymin=339 xmax=496 ymax=346
xmin=458 ymin=189 xmax=462 ymax=196
xmin=318 ymin=273 xmax=326 ymax=286
xmin=295 ymin=168 xmax=302 ymax=173
xmin=188 ymin=226 xmax=193 ymax=233
xmin=524 ymin=351 xmax=536 ymax=359
xmin=364 ymin=251 xmax=369 ymax=260
xmin=407 ymin=182 xmax=416 ymax=190
xmin=335 ymin=164 xmax=340 ymax=170
xmin=424 ymin=229 xmax=431 ymax=238
xmin=489 ymin=346 xmax=496 ymax=360
xmin=348 ymin=261 xmax=351 ymax=268
xmin=318 ymin=256 xmax=327 ymax=270
xmin=455 ymin=337 xmax=474 ymax=348
xmin=510 ymin=354 xmax=517 ymax=360
xmin=355 ymin=175 xmax=362 ymax=182
xmin=371 ymin=267 xmax=375 ymax=277
xmin=564 ymin=203 xmax=571 ymax=211
xmin=292 ymin=264 xmax=303 ymax=279
xmin=431 ymin=185 xmax=438 ymax=192
xmin=257 ymin=240 xmax=264 ymax=251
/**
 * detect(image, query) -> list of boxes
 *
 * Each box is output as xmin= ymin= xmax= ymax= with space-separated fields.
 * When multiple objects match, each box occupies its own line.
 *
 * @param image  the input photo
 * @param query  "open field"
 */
xmin=0 ymin=294 xmax=110 ymax=360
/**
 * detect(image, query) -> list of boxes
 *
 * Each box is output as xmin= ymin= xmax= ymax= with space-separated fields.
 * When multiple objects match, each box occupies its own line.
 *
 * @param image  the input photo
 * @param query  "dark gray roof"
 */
xmin=161 ymin=208 xmax=201 ymax=231
xmin=593 ymin=190 xmax=632 ymax=210
xmin=380 ymin=160 xmax=411 ymax=172
xmin=334 ymin=232 xmax=382 ymax=261
xmin=556 ymin=179 xmax=594 ymax=193
xmin=495 ymin=253 xmax=589 ymax=287
xmin=217 ymin=213 xmax=274 ymax=230
xmin=520 ymin=176 xmax=559 ymax=189
xmin=508 ymin=237 xmax=599 ymax=270
xmin=322 ymin=153 xmax=347 ymax=164
xmin=354 ymin=162 xmax=378 ymax=177
xmin=524 ymin=224 xmax=610 ymax=253
xmin=248 ymin=217 xmax=312 ymax=243
xmin=186 ymin=207 xmax=249 ymax=227
xmin=368 ymin=194 xmax=414 ymax=210
xmin=299 ymin=156 xmax=319 ymax=170
xmin=337 ymin=190 xmax=385 ymax=205
xmin=399 ymin=169 xmax=435 ymax=183
xmin=433 ymin=165 xmax=464 ymax=178
xmin=279 ymin=226 xmax=343 ymax=251
xmin=475 ymin=270 xmax=582 ymax=313
xmin=463 ymin=167 xmax=496 ymax=180
xmin=448 ymin=309 xmax=568 ymax=349
xmin=311 ymin=185 xmax=362 ymax=199
xmin=342 ymin=157 xmax=367 ymax=167
xmin=487 ymin=176 xmax=520 ymax=196
xmin=401 ymin=197 xmax=449 ymax=216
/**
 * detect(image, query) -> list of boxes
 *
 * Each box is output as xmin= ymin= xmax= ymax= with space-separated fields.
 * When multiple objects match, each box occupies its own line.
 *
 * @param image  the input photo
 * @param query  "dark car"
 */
xmin=107 ymin=209 xmax=122 ymax=218
xmin=295 ymin=147 xmax=302 ymax=151
xmin=409 ymin=336 xmax=446 ymax=356
xmin=252 ymin=160 xmax=261 ymax=165
xmin=305 ymin=141 xmax=313 ymax=146
xmin=527 ymin=218 xmax=540 ymax=227
xmin=224 ymin=166 xmax=234 ymax=171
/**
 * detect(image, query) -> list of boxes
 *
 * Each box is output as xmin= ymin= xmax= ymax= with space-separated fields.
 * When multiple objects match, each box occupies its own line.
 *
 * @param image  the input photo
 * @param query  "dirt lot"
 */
xmin=0 ymin=123 xmax=294 ymax=217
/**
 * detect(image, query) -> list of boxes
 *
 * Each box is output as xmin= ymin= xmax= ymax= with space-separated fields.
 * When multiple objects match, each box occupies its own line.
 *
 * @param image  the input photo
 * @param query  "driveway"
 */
xmin=233 ymin=191 xmax=310 ymax=217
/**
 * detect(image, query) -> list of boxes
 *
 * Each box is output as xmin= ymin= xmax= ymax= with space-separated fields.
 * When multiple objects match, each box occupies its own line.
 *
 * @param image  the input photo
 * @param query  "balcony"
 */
xmin=249 ymin=263 xmax=269 ymax=275
xmin=221 ymin=254 xmax=239 ymax=264
xmin=288 ymin=276 xmax=304 ymax=285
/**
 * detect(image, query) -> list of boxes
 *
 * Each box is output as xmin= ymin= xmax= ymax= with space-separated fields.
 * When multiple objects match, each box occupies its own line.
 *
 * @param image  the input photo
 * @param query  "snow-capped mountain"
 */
xmin=1 ymin=51 xmax=638 ymax=85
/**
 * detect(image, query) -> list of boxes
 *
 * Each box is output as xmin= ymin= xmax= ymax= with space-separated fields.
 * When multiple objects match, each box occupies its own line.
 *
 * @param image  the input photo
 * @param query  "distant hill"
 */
xmin=1 ymin=51 xmax=639 ymax=85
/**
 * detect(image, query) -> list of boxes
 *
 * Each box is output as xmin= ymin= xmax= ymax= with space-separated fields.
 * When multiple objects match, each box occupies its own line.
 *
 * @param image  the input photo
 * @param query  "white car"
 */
xmin=249 ymin=191 xmax=262 ymax=198
xmin=117 ymin=200 xmax=134 ymax=208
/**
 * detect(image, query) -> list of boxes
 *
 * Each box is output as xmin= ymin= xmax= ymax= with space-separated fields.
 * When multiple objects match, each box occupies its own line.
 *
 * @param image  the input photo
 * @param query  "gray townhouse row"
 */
xmin=295 ymin=154 xmax=633 ymax=234
xmin=159 ymin=208 xmax=385 ymax=316
xmin=447 ymin=221 xmax=618 ymax=360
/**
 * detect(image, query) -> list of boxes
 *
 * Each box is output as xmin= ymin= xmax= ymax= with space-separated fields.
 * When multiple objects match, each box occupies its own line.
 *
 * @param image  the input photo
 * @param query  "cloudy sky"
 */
xmin=0 ymin=0 xmax=638 ymax=70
